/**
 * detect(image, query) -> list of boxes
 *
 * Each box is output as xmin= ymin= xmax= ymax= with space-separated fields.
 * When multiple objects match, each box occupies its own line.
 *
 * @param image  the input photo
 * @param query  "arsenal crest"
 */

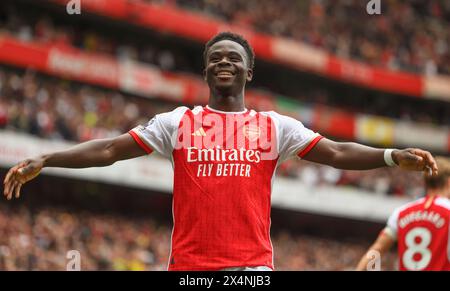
xmin=243 ymin=125 xmax=261 ymax=142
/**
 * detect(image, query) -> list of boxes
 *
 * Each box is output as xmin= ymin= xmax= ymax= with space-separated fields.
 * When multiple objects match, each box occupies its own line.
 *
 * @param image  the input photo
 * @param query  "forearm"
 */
xmin=356 ymin=232 xmax=394 ymax=271
xmin=331 ymin=142 xmax=388 ymax=170
xmin=3 ymin=134 xmax=145 ymax=200
xmin=303 ymin=138 xmax=393 ymax=170
xmin=356 ymin=248 xmax=380 ymax=271
xmin=305 ymin=137 xmax=438 ymax=175
xmin=356 ymin=245 xmax=384 ymax=271
xmin=41 ymin=138 xmax=116 ymax=168
xmin=356 ymin=252 xmax=371 ymax=271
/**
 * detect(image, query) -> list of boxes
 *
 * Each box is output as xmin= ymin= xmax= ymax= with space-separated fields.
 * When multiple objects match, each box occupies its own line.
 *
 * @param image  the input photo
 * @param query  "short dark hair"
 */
xmin=203 ymin=32 xmax=255 ymax=69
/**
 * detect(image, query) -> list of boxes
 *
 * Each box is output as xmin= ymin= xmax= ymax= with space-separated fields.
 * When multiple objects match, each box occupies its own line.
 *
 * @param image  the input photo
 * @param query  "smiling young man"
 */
xmin=3 ymin=32 xmax=439 ymax=271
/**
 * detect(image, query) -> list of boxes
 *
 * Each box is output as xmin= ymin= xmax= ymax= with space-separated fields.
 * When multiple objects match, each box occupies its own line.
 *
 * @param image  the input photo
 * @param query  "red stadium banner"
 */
xmin=326 ymin=56 xmax=424 ymax=98
xmin=46 ymin=0 xmax=450 ymax=101
xmin=48 ymin=46 xmax=120 ymax=89
xmin=0 ymin=36 xmax=50 ymax=71
xmin=0 ymin=36 xmax=205 ymax=104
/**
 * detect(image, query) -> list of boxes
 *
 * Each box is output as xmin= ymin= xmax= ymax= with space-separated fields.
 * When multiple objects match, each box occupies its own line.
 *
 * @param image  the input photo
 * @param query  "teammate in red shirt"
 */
xmin=357 ymin=157 xmax=450 ymax=271
xmin=3 ymin=32 xmax=439 ymax=271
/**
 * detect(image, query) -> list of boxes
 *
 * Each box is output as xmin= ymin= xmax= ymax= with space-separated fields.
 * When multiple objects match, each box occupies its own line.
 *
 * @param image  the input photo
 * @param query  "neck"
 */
xmin=208 ymin=90 xmax=246 ymax=112
xmin=427 ymin=189 xmax=447 ymax=198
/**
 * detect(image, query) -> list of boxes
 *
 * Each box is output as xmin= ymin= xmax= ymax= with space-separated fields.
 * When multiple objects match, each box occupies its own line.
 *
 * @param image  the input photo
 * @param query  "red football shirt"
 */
xmin=384 ymin=195 xmax=450 ymax=271
xmin=129 ymin=105 xmax=322 ymax=270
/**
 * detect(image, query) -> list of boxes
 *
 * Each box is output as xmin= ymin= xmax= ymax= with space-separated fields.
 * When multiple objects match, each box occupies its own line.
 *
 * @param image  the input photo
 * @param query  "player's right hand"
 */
xmin=392 ymin=148 xmax=438 ymax=177
xmin=3 ymin=158 xmax=43 ymax=200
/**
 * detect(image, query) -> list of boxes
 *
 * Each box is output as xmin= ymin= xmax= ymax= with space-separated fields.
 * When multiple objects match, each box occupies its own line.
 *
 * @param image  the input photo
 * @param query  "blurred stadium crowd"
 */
xmin=168 ymin=0 xmax=450 ymax=75
xmin=0 ymin=68 xmax=169 ymax=142
xmin=1 ymin=3 xmax=449 ymax=126
xmin=0 ymin=205 xmax=396 ymax=270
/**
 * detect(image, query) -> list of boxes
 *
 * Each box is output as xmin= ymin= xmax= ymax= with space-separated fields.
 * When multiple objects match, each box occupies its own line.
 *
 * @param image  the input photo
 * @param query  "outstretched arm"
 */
xmin=302 ymin=138 xmax=438 ymax=175
xmin=3 ymin=133 xmax=147 ymax=200
xmin=356 ymin=231 xmax=395 ymax=271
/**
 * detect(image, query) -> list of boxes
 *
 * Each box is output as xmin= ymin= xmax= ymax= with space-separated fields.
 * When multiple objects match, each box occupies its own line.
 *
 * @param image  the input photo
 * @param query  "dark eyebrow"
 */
xmin=209 ymin=50 xmax=243 ymax=58
xmin=208 ymin=52 xmax=221 ymax=58
xmin=228 ymin=52 xmax=243 ymax=58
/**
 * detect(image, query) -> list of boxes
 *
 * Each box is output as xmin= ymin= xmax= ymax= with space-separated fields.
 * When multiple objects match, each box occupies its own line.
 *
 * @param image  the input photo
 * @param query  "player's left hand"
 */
xmin=392 ymin=148 xmax=438 ymax=177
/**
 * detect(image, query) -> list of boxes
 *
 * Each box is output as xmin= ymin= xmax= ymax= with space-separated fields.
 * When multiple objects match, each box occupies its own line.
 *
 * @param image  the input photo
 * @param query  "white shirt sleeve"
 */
xmin=128 ymin=106 xmax=188 ymax=158
xmin=384 ymin=207 xmax=401 ymax=241
xmin=264 ymin=111 xmax=321 ymax=162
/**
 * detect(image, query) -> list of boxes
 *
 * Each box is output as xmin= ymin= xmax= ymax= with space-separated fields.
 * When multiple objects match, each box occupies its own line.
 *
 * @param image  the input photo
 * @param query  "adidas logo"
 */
xmin=192 ymin=127 xmax=207 ymax=137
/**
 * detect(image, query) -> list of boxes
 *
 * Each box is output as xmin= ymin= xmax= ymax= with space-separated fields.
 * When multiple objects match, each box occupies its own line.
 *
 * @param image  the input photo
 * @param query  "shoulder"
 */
xmin=172 ymin=105 xmax=210 ymax=117
xmin=166 ymin=105 xmax=191 ymax=116
xmin=396 ymin=197 xmax=427 ymax=216
xmin=259 ymin=110 xmax=289 ymax=120
xmin=154 ymin=106 xmax=190 ymax=118
xmin=154 ymin=106 xmax=190 ymax=125
xmin=259 ymin=110 xmax=305 ymax=128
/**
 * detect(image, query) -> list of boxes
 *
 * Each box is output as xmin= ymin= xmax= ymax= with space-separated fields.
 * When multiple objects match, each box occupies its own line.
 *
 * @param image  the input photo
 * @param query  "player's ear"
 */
xmin=203 ymin=68 xmax=207 ymax=81
xmin=246 ymin=68 xmax=253 ymax=82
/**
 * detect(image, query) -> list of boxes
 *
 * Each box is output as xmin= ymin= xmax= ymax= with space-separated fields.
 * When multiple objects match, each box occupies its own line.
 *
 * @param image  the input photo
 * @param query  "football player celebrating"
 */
xmin=4 ymin=32 xmax=438 ymax=271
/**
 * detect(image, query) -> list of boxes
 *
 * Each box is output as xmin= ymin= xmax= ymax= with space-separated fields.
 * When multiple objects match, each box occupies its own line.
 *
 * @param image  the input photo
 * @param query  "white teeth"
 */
xmin=217 ymin=72 xmax=233 ymax=76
